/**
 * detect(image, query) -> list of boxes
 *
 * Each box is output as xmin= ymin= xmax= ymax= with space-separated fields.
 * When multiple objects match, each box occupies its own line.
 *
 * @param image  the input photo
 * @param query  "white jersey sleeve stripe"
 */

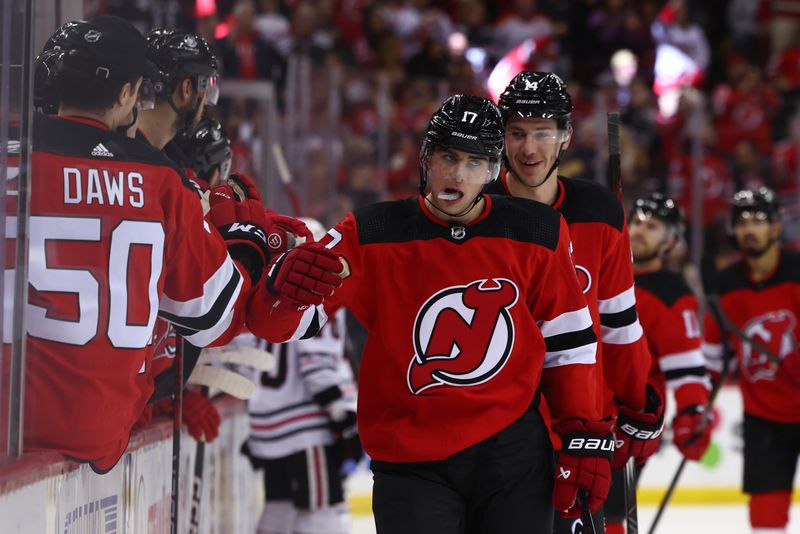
xmin=544 ymin=342 xmax=598 ymax=368
xmin=600 ymin=320 xmax=643 ymax=345
xmin=658 ymin=349 xmax=707 ymax=372
xmin=160 ymin=257 xmax=241 ymax=328
xmin=702 ymin=342 xmax=726 ymax=373
xmin=597 ymin=285 xmax=637 ymax=314
xmin=538 ymin=308 xmax=594 ymax=338
xmin=284 ymin=304 xmax=329 ymax=342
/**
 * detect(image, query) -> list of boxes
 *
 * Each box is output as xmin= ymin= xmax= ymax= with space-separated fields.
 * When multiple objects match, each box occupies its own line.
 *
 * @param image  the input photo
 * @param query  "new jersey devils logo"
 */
xmin=575 ymin=265 xmax=592 ymax=293
xmin=741 ymin=310 xmax=797 ymax=382
xmin=407 ymin=278 xmax=519 ymax=395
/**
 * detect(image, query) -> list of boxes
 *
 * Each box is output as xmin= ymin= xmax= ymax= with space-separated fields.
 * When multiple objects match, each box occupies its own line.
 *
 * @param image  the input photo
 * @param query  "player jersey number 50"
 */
xmin=27 ymin=215 xmax=164 ymax=348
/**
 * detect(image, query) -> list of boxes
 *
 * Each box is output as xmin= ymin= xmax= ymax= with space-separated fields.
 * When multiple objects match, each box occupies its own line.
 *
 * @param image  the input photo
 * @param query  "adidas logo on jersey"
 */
xmin=91 ymin=143 xmax=114 ymax=158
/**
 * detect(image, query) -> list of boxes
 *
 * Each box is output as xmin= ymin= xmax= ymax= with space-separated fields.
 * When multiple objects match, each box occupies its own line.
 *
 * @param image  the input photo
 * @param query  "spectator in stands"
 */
xmin=651 ymin=0 xmax=710 ymax=119
xmin=712 ymin=58 xmax=780 ymax=157
xmin=254 ymin=0 xmax=290 ymax=45
xmin=758 ymin=0 xmax=800 ymax=57
xmin=216 ymin=0 xmax=286 ymax=83
xmin=492 ymin=0 xmax=554 ymax=59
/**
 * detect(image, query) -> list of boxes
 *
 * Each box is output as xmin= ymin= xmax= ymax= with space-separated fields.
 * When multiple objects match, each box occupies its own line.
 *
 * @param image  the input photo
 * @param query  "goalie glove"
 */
xmin=265 ymin=242 xmax=345 ymax=312
xmin=611 ymin=383 xmax=665 ymax=470
xmin=554 ymin=419 xmax=615 ymax=517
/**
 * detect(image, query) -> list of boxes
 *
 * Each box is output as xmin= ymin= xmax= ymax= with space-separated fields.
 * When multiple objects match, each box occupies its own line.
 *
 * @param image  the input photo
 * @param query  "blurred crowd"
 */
xmin=94 ymin=0 xmax=800 ymax=255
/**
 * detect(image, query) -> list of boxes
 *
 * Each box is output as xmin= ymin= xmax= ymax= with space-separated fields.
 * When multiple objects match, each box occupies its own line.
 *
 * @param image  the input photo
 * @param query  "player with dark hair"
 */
xmin=22 ymin=16 xmax=293 ymax=473
xmin=603 ymin=194 xmax=712 ymax=534
xmin=487 ymin=71 xmax=659 ymax=531
xmin=703 ymin=187 xmax=800 ymax=534
xmin=247 ymin=94 xmax=614 ymax=533
xmin=137 ymin=28 xmax=220 ymax=151
xmin=174 ymin=116 xmax=232 ymax=189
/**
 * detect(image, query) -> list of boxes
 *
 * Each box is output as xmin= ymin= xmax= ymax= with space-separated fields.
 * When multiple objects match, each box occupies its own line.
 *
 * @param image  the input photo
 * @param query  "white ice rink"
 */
xmin=350 ymin=504 xmax=800 ymax=533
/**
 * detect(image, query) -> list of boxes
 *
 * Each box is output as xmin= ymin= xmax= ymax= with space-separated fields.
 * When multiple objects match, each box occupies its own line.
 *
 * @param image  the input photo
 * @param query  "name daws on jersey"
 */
xmin=63 ymin=167 xmax=145 ymax=208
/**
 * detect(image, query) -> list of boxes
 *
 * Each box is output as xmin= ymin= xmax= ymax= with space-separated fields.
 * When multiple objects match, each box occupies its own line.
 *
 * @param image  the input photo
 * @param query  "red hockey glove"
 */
xmin=554 ymin=419 xmax=615 ymax=517
xmin=263 ymin=211 xmax=314 ymax=256
xmin=226 ymin=172 xmax=263 ymax=203
xmin=673 ymin=404 xmax=712 ymax=461
xmin=611 ymin=384 xmax=665 ymax=470
xmin=208 ymin=183 xmax=271 ymax=284
xmin=778 ymin=351 xmax=800 ymax=388
xmin=265 ymin=242 xmax=344 ymax=311
xmin=182 ymin=390 xmax=221 ymax=443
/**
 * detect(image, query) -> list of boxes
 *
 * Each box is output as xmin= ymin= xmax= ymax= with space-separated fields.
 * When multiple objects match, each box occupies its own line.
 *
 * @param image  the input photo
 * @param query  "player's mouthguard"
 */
xmin=438 ymin=190 xmax=462 ymax=200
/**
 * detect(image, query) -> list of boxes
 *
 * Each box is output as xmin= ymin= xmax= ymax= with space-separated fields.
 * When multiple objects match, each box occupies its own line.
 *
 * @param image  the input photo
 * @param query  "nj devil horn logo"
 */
xmin=741 ymin=309 xmax=797 ymax=382
xmin=407 ymin=278 xmax=519 ymax=395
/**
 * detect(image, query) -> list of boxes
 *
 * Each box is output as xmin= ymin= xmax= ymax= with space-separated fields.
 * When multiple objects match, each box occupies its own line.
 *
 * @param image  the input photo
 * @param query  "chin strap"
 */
xmin=117 ymin=105 xmax=139 ymax=133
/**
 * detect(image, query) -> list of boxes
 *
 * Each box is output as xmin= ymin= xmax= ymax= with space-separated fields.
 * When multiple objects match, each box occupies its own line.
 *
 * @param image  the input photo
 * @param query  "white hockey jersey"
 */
xmin=238 ymin=309 xmax=357 ymax=459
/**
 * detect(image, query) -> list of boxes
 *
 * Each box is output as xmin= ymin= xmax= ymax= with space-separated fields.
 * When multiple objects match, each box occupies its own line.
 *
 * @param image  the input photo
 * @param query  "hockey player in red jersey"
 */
xmin=703 ymin=187 xmax=800 ymax=534
xmin=248 ymin=94 xmax=613 ymax=532
xmin=238 ymin=219 xmax=359 ymax=534
xmin=485 ymin=71 xmax=659 ymax=532
xmin=22 ymin=16 xmax=280 ymax=473
xmin=604 ymin=194 xmax=712 ymax=534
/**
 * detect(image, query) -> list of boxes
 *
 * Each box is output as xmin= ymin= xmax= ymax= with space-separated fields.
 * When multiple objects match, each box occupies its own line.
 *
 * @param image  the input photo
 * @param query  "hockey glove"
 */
xmin=266 ymin=242 xmax=344 ymax=311
xmin=226 ymin=172 xmax=263 ymax=203
xmin=208 ymin=183 xmax=271 ymax=284
xmin=778 ymin=351 xmax=800 ymax=388
xmin=611 ymin=384 xmax=665 ymax=470
xmin=554 ymin=419 xmax=615 ymax=517
xmin=182 ymin=390 xmax=222 ymax=442
xmin=263 ymin=211 xmax=314 ymax=257
xmin=673 ymin=404 xmax=712 ymax=461
xmin=313 ymin=386 xmax=362 ymax=465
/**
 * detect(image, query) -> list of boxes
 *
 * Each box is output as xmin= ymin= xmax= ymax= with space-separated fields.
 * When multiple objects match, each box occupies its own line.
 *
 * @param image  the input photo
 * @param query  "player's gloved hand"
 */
xmin=553 ymin=419 xmax=615 ymax=517
xmin=240 ymin=440 xmax=265 ymax=470
xmin=778 ymin=351 xmax=800 ymax=388
xmin=313 ymin=385 xmax=362 ymax=465
xmin=611 ymin=384 xmax=665 ymax=470
xmin=182 ymin=390 xmax=221 ymax=443
xmin=266 ymin=242 xmax=344 ymax=311
xmin=226 ymin=172 xmax=263 ymax=203
xmin=208 ymin=183 xmax=271 ymax=284
xmin=673 ymin=404 xmax=712 ymax=461
xmin=263 ymin=211 xmax=314 ymax=256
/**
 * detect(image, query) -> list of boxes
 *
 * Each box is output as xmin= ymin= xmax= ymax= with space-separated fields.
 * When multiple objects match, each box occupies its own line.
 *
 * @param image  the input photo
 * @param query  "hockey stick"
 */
xmin=577 ymin=489 xmax=596 ymax=534
xmin=272 ymin=143 xmax=302 ymax=216
xmin=188 ymin=386 xmax=208 ymax=534
xmin=647 ymin=296 xmax=734 ymax=534
xmin=170 ymin=337 xmax=185 ymax=534
xmin=624 ymin=459 xmax=639 ymax=534
xmin=607 ymin=111 xmax=622 ymax=202
xmin=705 ymin=294 xmax=781 ymax=365
xmin=607 ymin=109 xmax=639 ymax=534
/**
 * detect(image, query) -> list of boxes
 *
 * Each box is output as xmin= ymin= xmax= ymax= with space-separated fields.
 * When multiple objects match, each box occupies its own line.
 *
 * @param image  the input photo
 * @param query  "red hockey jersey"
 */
xmin=486 ymin=174 xmax=651 ymax=415
xmin=262 ymin=195 xmax=600 ymax=463
xmin=703 ymin=249 xmax=800 ymax=423
xmin=22 ymin=114 xmax=248 ymax=472
xmin=634 ymin=270 xmax=710 ymax=409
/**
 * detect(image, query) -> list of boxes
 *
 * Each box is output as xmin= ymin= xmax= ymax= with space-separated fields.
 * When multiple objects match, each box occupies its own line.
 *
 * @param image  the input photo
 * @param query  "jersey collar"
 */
xmin=417 ymin=194 xmax=493 ymax=228
xmin=59 ymin=115 xmax=111 ymax=131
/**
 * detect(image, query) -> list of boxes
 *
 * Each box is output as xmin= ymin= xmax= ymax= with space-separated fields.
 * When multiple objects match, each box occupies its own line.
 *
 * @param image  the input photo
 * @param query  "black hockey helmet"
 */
xmin=498 ymin=71 xmax=573 ymax=129
xmin=419 ymin=94 xmax=504 ymax=193
xmin=731 ymin=186 xmax=780 ymax=225
xmin=630 ymin=193 xmax=686 ymax=237
xmin=36 ymin=17 xmax=157 ymax=114
xmin=33 ymin=48 xmax=63 ymax=114
xmin=177 ymin=117 xmax=232 ymax=182
xmin=145 ymin=28 xmax=219 ymax=104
